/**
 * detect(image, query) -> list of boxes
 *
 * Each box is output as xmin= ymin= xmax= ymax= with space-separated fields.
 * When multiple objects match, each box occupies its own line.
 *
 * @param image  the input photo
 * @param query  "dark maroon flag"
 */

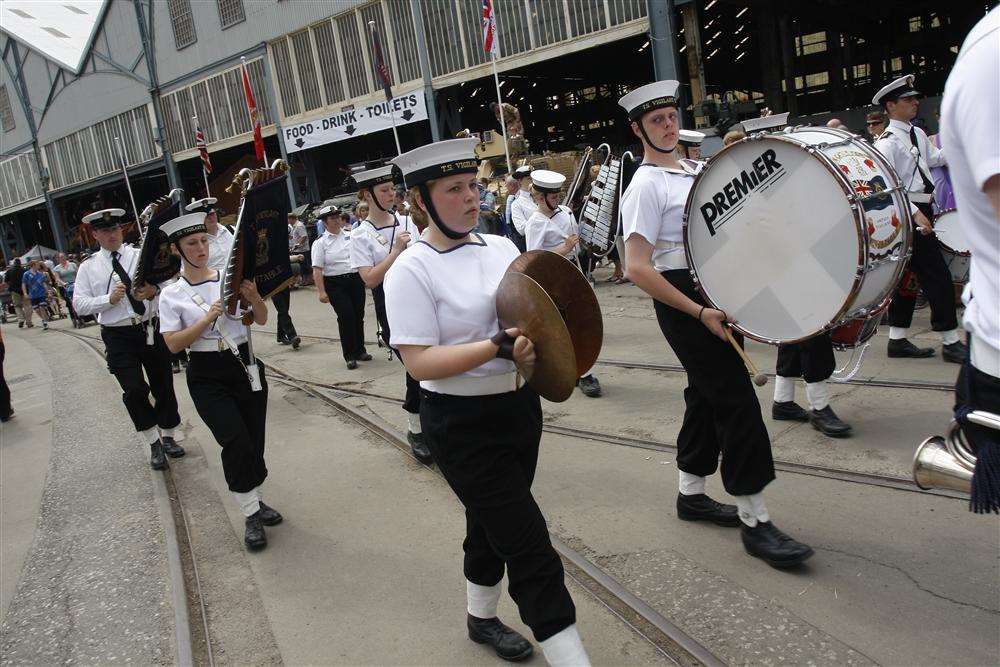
xmin=370 ymin=24 xmax=393 ymax=101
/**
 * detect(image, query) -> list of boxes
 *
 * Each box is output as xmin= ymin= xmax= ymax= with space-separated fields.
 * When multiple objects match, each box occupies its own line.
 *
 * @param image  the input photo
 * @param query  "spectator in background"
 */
xmin=52 ymin=252 xmax=79 ymax=326
xmin=865 ymin=110 xmax=887 ymax=144
xmin=288 ymin=213 xmax=312 ymax=287
xmin=826 ymin=118 xmax=849 ymax=131
xmin=5 ymin=259 xmax=29 ymax=328
xmin=722 ymin=129 xmax=746 ymax=146
xmin=21 ymin=260 xmax=50 ymax=331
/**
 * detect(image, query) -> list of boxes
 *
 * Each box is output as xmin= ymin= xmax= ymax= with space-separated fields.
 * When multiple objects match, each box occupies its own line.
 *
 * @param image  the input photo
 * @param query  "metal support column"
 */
xmin=646 ymin=0 xmax=682 ymax=82
xmin=411 ymin=0 xmax=441 ymax=142
xmin=133 ymin=0 xmax=181 ymax=190
xmin=260 ymin=50 xmax=298 ymax=207
xmin=679 ymin=3 xmax=706 ymax=127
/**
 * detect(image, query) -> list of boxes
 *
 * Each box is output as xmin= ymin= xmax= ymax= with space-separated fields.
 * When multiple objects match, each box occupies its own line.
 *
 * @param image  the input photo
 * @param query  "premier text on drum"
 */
xmin=700 ymin=148 xmax=784 ymax=235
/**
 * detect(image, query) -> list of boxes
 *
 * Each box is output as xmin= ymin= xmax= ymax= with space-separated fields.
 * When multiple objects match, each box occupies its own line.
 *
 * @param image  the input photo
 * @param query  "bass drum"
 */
xmin=934 ymin=209 xmax=971 ymax=285
xmin=684 ymin=127 xmax=912 ymax=344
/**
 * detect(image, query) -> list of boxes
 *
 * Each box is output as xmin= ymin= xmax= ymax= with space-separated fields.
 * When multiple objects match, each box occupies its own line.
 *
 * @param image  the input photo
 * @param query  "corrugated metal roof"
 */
xmin=1 ymin=1 xmax=108 ymax=74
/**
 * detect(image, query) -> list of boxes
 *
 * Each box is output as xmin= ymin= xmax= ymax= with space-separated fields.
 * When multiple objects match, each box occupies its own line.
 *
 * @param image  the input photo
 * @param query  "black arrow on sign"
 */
xmin=344 ymin=124 xmax=356 ymax=135
xmin=294 ymin=138 xmax=305 ymax=148
xmin=401 ymin=110 xmax=414 ymax=121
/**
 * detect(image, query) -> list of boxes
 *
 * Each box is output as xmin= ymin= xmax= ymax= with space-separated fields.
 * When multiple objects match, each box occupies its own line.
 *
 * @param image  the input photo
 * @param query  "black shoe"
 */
xmin=277 ymin=337 xmax=289 ymax=345
xmin=244 ymin=512 xmax=267 ymax=551
xmin=467 ymin=615 xmax=533 ymax=662
xmin=887 ymin=338 xmax=935 ymax=358
xmin=290 ymin=336 xmax=301 ymax=350
xmin=809 ymin=405 xmax=852 ymax=437
xmin=772 ymin=400 xmax=809 ymax=422
xmin=357 ymin=352 xmax=373 ymax=361
xmin=18 ymin=321 xmax=23 ymax=329
xmin=677 ymin=493 xmax=741 ymax=527
xmin=171 ymin=361 xmax=181 ymax=374
xmin=149 ymin=441 xmax=168 ymax=471
xmin=741 ymin=521 xmax=814 ymax=568
xmin=346 ymin=359 xmax=358 ymax=370
xmin=161 ymin=436 xmax=186 ymax=457
xmin=258 ymin=501 xmax=283 ymax=526
xmin=578 ymin=374 xmax=602 ymax=397
xmin=942 ymin=340 xmax=967 ymax=364
xmin=408 ymin=431 xmax=434 ymax=465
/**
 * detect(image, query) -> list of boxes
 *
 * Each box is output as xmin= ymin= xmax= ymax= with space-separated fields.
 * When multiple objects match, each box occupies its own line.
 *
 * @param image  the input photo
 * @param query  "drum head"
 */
xmin=685 ymin=137 xmax=862 ymax=343
xmin=934 ymin=209 xmax=970 ymax=255
xmin=496 ymin=272 xmax=578 ymax=402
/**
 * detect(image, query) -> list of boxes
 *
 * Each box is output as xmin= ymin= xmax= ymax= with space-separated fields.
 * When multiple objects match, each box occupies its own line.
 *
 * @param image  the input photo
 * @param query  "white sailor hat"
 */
xmin=872 ymin=74 xmax=920 ymax=106
xmin=314 ymin=204 xmax=340 ymax=220
xmin=513 ymin=165 xmax=533 ymax=180
xmin=352 ymin=165 xmax=395 ymax=188
xmin=390 ymin=138 xmax=479 ymax=187
xmin=678 ymin=129 xmax=705 ymax=147
xmin=185 ymin=197 xmax=218 ymax=213
xmin=618 ymin=80 xmax=681 ymax=121
xmin=160 ymin=213 xmax=207 ymax=242
xmin=530 ymin=169 xmax=566 ymax=194
xmin=82 ymin=208 xmax=127 ymax=229
xmin=740 ymin=112 xmax=790 ymax=133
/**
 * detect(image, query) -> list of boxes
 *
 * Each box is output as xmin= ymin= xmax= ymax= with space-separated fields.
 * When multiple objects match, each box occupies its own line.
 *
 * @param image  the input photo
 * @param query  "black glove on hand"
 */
xmin=491 ymin=329 xmax=517 ymax=361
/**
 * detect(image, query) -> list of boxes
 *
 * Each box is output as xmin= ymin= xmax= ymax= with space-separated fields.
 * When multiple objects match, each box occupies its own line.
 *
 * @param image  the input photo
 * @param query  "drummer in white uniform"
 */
xmin=619 ymin=80 xmax=813 ymax=568
xmin=524 ymin=169 xmax=603 ymax=399
xmin=677 ymin=129 xmax=705 ymax=164
xmin=349 ymin=164 xmax=430 ymax=464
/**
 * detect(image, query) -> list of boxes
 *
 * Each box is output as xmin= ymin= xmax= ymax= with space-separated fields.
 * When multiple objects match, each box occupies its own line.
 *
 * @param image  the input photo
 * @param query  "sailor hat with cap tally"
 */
xmin=678 ymin=129 xmax=705 ymax=147
xmin=160 ymin=212 xmax=208 ymax=243
xmin=619 ymin=80 xmax=681 ymax=153
xmin=352 ymin=165 xmax=395 ymax=188
xmin=82 ymin=208 xmax=127 ymax=229
xmin=530 ymin=169 xmax=566 ymax=193
xmin=740 ymin=111 xmax=790 ymax=133
xmin=872 ymin=74 xmax=920 ymax=106
xmin=390 ymin=138 xmax=479 ymax=240
xmin=185 ymin=197 xmax=218 ymax=213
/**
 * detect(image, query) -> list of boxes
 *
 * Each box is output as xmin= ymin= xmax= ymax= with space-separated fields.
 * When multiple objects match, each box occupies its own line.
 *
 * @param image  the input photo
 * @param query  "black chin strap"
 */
xmin=174 ymin=243 xmax=205 ymax=270
xmin=417 ymin=183 xmax=469 ymax=240
xmin=371 ymin=195 xmax=390 ymax=213
xmin=638 ymin=122 xmax=676 ymax=154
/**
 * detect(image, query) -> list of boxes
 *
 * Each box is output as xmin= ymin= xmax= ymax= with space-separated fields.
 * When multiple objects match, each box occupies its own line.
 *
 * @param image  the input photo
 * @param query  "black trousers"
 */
xmin=889 ymin=205 xmax=958 ymax=331
xmin=0 ymin=341 xmax=10 ymax=420
xmin=101 ymin=324 xmax=180 ymax=433
xmin=324 ymin=274 xmax=366 ymax=361
xmin=421 ymin=386 xmax=575 ymax=642
xmin=654 ymin=270 xmax=776 ymax=495
xmin=776 ymin=333 xmax=836 ymax=383
xmin=271 ymin=287 xmax=299 ymax=343
xmin=373 ymin=285 xmax=421 ymax=414
xmin=187 ymin=345 xmax=268 ymax=493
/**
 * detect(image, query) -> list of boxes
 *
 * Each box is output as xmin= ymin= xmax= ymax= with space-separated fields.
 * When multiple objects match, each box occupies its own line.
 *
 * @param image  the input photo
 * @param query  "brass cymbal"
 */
xmin=507 ymin=250 xmax=603 ymax=375
xmin=496 ymin=271 xmax=578 ymax=403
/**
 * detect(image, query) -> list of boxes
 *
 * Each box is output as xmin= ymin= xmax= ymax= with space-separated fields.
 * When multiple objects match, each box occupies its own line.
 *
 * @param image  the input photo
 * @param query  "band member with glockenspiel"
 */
xmin=619 ymin=80 xmax=814 ymax=568
xmin=349 ymin=165 xmax=431 ymax=464
xmin=384 ymin=138 xmax=590 ymax=665
xmin=157 ymin=212 xmax=282 ymax=551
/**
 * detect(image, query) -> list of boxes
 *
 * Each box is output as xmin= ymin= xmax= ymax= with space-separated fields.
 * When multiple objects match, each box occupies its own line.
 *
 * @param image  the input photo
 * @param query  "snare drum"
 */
xmin=684 ymin=127 xmax=912 ymax=344
xmin=934 ymin=209 xmax=971 ymax=285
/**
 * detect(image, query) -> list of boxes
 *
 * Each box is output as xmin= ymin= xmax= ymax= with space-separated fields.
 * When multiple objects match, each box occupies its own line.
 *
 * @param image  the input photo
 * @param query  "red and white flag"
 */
xmin=240 ymin=59 xmax=266 ymax=164
xmin=195 ymin=123 xmax=212 ymax=173
xmin=482 ymin=0 xmax=498 ymax=57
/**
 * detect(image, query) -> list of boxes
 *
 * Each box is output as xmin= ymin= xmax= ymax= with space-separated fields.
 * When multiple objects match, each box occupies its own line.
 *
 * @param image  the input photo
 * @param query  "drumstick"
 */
xmin=724 ymin=326 xmax=768 ymax=386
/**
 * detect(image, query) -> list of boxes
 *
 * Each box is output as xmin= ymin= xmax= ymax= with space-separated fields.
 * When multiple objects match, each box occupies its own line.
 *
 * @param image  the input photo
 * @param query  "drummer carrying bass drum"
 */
xmin=619 ymin=80 xmax=813 ymax=568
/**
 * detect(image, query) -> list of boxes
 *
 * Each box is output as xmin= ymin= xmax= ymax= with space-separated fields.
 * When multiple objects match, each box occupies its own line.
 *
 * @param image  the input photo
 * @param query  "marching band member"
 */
xmin=311 ymin=206 xmax=369 ymax=370
xmin=349 ymin=164 xmax=431 ymax=464
xmin=508 ymin=165 xmax=534 ymax=252
xmin=619 ymin=80 xmax=813 ymax=568
xmin=525 ymin=169 xmax=603 ymax=399
xmin=773 ymin=336 xmax=853 ymax=437
xmin=677 ymin=129 xmax=705 ymax=161
xmin=185 ymin=197 xmax=232 ymax=271
xmin=73 ymin=209 xmax=184 ymax=470
xmin=873 ymin=74 xmax=966 ymax=363
xmin=157 ymin=212 xmax=282 ymax=551
xmin=940 ymin=6 xmax=1000 ymax=513
xmin=385 ymin=139 xmax=590 ymax=665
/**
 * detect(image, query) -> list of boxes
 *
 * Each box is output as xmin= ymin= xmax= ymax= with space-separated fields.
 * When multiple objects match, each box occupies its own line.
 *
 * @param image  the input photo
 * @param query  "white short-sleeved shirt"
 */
xmin=158 ymin=273 xmax=247 ymax=347
xmin=510 ymin=189 xmax=537 ymax=235
xmin=621 ymin=164 xmax=697 ymax=271
xmin=349 ymin=213 xmax=419 ymax=272
xmin=525 ymin=206 xmax=578 ymax=257
xmin=311 ymin=229 xmax=355 ymax=276
xmin=207 ymin=225 xmax=235 ymax=272
xmin=941 ymin=7 xmax=1000 ymax=376
xmin=384 ymin=233 xmax=519 ymax=389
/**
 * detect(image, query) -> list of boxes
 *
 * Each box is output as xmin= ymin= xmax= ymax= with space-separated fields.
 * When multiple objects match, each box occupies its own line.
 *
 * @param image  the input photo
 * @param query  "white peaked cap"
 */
xmin=185 ymin=197 xmax=218 ymax=212
xmin=741 ymin=112 xmax=790 ymax=133
xmin=160 ymin=213 xmax=207 ymax=241
xmin=390 ymin=138 xmax=479 ymax=187
xmin=82 ymin=208 xmax=126 ymax=224
xmin=871 ymin=74 xmax=919 ymax=105
xmin=531 ymin=169 xmax=566 ymax=193
xmin=678 ymin=129 xmax=705 ymax=146
xmin=315 ymin=205 xmax=339 ymax=219
xmin=618 ymin=80 xmax=681 ymax=120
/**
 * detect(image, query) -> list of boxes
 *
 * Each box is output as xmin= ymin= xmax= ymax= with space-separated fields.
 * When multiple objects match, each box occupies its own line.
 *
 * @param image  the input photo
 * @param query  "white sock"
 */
xmin=940 ymin=329 xmax=960 ymax=345
xmin=159 ymin=426 xmax=178 ymax=440
xmin=407 ymin=412 xmax=422 ymax=435
xmin=678 ymin=471 xmax=706 ymax=496
xmin=773 ymin=376 xmax=795 ymax=403
xmin=540 ymin=625 xmax=590 ymax=667
xmin=466 ymin=580 xmax=501 ymax=619
xmin=734 ymin=493 xmax=770 ymax=527
xmin=889 ymin=326 xmax=909 ymax=340
xmin=233 ymin=488 xmax=261 ymax=517
xmin=141 ymin=427 xmax=160 ymax=445
xmin=805 ymin=380 xmax=829 ymax=411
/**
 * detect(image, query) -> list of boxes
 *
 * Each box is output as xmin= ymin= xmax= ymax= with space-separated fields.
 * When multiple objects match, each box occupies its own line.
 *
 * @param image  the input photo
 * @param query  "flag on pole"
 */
xmin=370 ymin=25 xmax=393 ymax=102
xmin=482 ymin=0 xmax=498 ymax=57
xmin=240 ymin=59 xmax=266 ymax=164
xmin=195 ymin=123 xmax=212 ymax=174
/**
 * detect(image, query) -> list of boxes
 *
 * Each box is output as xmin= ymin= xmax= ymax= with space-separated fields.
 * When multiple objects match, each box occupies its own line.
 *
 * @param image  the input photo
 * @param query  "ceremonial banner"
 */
xmin=228 ymin=173 xmax=294 ymax=305
xmin=134 ymin=199 xmax=183 ymax=286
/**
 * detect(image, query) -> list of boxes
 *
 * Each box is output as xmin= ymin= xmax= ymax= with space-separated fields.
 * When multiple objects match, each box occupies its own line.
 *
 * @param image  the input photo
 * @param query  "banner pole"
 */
xmin=491 ymin=54 xmax=511 ymax=172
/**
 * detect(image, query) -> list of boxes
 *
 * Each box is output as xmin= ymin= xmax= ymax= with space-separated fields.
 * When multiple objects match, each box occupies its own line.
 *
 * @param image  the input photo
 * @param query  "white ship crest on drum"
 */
xmin=833 ymin=150 xmax=903 ymax=259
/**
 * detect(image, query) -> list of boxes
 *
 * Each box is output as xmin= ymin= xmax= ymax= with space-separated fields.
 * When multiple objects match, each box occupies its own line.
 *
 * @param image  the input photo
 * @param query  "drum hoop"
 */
xmin=933 ymin=208 xmax=970 ymax=256
xmin=682 ymin=133 xmax=866 ymax=345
